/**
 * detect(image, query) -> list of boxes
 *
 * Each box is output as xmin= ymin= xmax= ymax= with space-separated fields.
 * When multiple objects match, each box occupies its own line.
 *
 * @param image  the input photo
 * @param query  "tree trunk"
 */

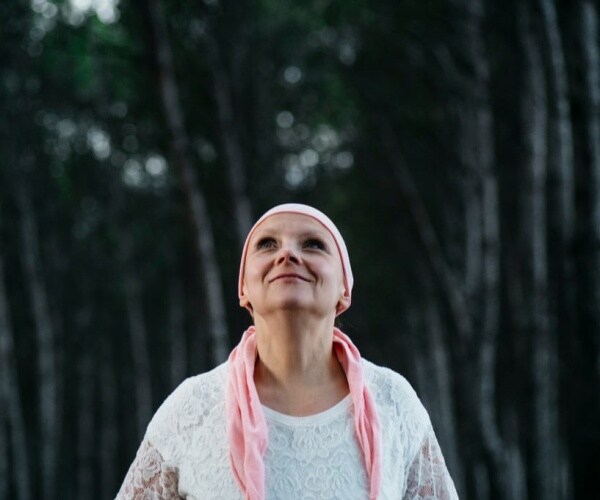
xmin=204 ymin=28 xmax=254 ymax=246
xmin=0 ymin=215 xmax=31 ymax=500
xmin=423 ymin=294 xmax=463 ymax=496
xmin=145 ymin=0 xmax=229 ymax=363
xmin=75 ymin=305 xmax=95 ymax=499
xmin=458 ymin=1 xmax=507 ymax=497
xmin=537 ymin=1 xmax=573 ymax=498
xmin=372 ymin=107 xmax=478 ymax=494
xmin=456 ymin=1 xmax=528 ymax=498
xmin=100 ymin=335 xmax=118 ymax=500
xmin=118 ymin=228 xmax=153 ymax=438
xmin=580 ymin=0 xmax=600 ymax=383
xmin=519 ymin=5 xmax=555 ymax=500
xmin=169 ymin=272 xmax=187 ymax=388
xmin=539 ymin=0 xmax=575 ymax=239
xmin=473 ymin=462 xmax=490 ymax=500
xmin=0 ymin=406 xmax=6 ymax=499
xmin=16 ymin=184 xmax=57 ymax=500
xmin=375 ymin=114 xmax=472 ymax=344
xmin=375 ymin=110 xmax=482 ymax=496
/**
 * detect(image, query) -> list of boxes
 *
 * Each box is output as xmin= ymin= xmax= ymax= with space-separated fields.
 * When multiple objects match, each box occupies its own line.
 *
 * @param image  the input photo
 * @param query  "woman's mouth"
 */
xmin=270 ymin=273 xmax=310 ymax=282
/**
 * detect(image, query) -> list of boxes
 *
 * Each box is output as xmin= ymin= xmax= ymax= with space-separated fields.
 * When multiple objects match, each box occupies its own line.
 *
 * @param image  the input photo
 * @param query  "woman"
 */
xmin=116 ymin=203 xmax=458 ymax=499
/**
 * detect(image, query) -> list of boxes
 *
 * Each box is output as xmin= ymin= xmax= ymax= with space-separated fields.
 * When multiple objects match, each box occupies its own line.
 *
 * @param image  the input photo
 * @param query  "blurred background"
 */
xmin=1 ymin=0 xmax=599 ymax=498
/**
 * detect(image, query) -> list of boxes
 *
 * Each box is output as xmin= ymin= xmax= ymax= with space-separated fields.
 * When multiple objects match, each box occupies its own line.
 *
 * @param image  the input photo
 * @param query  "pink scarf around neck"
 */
xmin=226 ymin=326 xmax=382 ymax=500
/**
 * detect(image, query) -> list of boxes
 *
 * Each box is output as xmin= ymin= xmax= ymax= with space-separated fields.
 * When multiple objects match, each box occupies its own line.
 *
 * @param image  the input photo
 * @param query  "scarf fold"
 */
xmin=226 ymin=326 xmax=382 ymax=500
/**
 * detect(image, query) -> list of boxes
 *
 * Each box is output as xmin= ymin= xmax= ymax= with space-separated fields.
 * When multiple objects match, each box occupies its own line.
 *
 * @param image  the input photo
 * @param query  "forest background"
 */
xmin=1 ymin=0 xmax=599 ymax=499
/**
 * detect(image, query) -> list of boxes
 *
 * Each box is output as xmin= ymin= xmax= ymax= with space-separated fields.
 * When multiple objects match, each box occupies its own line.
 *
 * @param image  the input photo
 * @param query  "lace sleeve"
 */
xmin=115 ymin=439 xmax=181 ymax=499
xmin=404 ymin=426 xmax=459 ymax=500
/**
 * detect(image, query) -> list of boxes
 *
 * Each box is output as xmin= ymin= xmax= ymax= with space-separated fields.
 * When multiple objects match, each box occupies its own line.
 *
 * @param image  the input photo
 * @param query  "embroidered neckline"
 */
xmin=262 ymin=394 xmax=352 ymax=427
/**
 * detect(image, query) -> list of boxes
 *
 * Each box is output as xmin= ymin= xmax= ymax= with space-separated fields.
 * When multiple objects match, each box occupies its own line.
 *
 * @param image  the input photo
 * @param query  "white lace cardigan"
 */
xmin=115 ymin=359 xmax=458 ymax=499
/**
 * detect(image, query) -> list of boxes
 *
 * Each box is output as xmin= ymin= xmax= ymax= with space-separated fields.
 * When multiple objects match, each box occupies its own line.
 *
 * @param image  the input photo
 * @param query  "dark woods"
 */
xmin=0 ymin=0 xmax=598 ymax=498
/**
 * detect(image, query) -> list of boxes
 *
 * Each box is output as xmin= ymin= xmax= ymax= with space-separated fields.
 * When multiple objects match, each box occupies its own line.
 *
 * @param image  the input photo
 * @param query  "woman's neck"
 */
xmin=252 ymin=312 xmax=349 ymax=415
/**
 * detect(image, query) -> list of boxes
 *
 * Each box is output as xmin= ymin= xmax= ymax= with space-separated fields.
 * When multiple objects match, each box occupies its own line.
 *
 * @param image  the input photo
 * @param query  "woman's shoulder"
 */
xmin=145 ymin=362 xmax=228 ymax=441
xmin=362 ymin=359 xmax=430 ymax=433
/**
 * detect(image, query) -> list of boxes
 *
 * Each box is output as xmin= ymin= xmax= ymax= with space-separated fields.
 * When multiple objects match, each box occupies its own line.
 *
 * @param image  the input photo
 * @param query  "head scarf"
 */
xmin=228 ymin=204 xmax=381 ymax=500
xmin=238 ymin=203 xmax=353 ymax=315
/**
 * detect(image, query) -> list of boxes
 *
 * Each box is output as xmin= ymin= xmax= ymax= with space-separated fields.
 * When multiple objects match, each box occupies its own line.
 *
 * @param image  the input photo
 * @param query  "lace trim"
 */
xmin=404 ymin=427 xmax=458 ymax=500
xmin=115 ymin=440 xmax=181 ymax=499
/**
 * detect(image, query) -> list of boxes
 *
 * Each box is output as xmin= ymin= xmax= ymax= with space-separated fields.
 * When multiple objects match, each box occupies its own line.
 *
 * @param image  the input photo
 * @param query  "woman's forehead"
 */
xmin=250 ymin=213 xmax=334 ymax=241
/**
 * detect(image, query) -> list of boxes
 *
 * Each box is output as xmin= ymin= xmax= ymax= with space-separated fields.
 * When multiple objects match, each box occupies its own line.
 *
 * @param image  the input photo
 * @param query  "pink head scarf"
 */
xmin=228 ymin=204 xmax=381 ymax=500
xmin=237 ymin=203 xmax=353 ymax=315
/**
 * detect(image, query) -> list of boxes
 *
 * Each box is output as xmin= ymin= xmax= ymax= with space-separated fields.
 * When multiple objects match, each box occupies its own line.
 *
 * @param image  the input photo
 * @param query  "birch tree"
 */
xmin=445 ymin=1 xmax=524 ymax=497
xmin=519 ymin=5 xmax=556 ymax=500
xmin=580 ymin=0 xmax=600 ymax=383
xmin=536 ymin=1 xmax=573 ymax=497
xmin=370 ymin=113 xmax=469 ymax=496
xmin=144 ymin=0 xmax=229 ymax=363
xmin=75 ymin=303 xmax=95 ymax=499
xmin=169 ymin=270 xmax=187 ymax=388
xmin=421 ymin=287 xmax=463 ymax=493
xmin=0 ymin=404 xmax=6 ymax=499
xmin=100 ymin=335 xmax=118 ymax=500
xmin=539 ymin=0 xmax=576 ymax=243
xmin=203 ymin=25 xmax=254 ymax=246
xmin=0 ymin=210 xmax=31 ymax=500
xmin=16 ymin=182 xmax=58 ymax=500
xmin=118 ymin=226 xmax=153 ymax=438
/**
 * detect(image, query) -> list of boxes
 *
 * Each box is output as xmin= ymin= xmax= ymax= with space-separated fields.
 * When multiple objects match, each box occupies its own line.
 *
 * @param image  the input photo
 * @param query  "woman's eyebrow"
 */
xmin=251 ymin=228 xmax=275 ymax=241
xmin=251 ymin=227 xmax=332 ymax=244
xmin=298 ymin=229 xmax=331 ymax=240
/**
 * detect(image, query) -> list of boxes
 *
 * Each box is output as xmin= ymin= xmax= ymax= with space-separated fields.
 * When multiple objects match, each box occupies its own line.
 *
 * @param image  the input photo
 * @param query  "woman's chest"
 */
xmin=175 ymin=408 xmax=407 ymax=499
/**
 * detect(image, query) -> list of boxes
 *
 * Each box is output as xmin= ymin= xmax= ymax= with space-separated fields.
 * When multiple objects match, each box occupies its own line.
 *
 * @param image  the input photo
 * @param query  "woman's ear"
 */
xmin=335 ymin=283 xmax=350 ymax=315
xmin=239 ymin=282 xmax=253 ymax=313
xmin=335 ymin=295 xmax=350 ymax=315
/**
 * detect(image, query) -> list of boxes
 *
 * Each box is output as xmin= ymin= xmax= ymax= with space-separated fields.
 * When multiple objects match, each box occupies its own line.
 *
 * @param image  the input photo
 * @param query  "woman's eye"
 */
xmin=304 ymin=238 xmax=325 ymax=250
xmin=256 ymin=237 xmax=276 ymax=249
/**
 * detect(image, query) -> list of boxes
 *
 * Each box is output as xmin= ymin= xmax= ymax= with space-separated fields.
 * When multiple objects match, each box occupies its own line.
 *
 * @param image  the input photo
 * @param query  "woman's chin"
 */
xmin=256 ymin=300 xmax=335 ymax=318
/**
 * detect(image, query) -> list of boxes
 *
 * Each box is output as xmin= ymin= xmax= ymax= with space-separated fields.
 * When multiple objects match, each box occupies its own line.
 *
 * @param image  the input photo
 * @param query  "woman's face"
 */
xmin=241 ymin=213 xmax=348 ymax=318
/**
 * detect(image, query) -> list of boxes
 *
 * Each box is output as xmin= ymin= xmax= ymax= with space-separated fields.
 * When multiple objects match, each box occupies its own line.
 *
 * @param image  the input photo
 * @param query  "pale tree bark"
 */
xmin=0 ymin=212 xmax=32 ymax=500
xmin=423 ymin=293 xmax=463 ymax=495
xmin=145 ymin=0 xmax=229 ymax=363
xmin=204 ymin=28 xmax=254 ymax=246
xmin=404 ymin=270 xmax=463 ymax=495
xmin=537 ymin=1 xmax=573 ymax=498
xmin=118 ymin=228 xmax=153 ymax=439
xmin=539 ymin=0 xmax=575 ymax=239
xmin=0 ymin=407 xmax=6 ymax=499
xmin=100 ymin=335 xmax=118 ymax=500
xmin=519 ymin=6 xmax=559 ymax=500
xmin=406 ymin=305 xmax=433 ymax=408
xmin=169 ymin=272 xmax=187 ymax=388
xmin=454 ymin=104 xmax=482 ymax=306
xmin=457 ymin=1 xmax=505 ymax=497
xmin=454 ymin=1 xmax=526 ymax=498
xmin=16 ymin=184 xmax=58 ymax=500
xmin=580 ymin=0 xmax=600 ymax=383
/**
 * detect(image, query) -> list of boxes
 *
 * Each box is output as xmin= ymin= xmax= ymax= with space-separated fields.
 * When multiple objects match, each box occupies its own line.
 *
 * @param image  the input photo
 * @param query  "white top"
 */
xmin=115 ymin=360 xmax=458 ymax=499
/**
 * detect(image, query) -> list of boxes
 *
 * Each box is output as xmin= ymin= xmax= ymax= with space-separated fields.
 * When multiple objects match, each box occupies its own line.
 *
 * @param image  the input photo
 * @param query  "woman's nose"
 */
xmin=276 ymin=244 xmax=300 ymax=264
